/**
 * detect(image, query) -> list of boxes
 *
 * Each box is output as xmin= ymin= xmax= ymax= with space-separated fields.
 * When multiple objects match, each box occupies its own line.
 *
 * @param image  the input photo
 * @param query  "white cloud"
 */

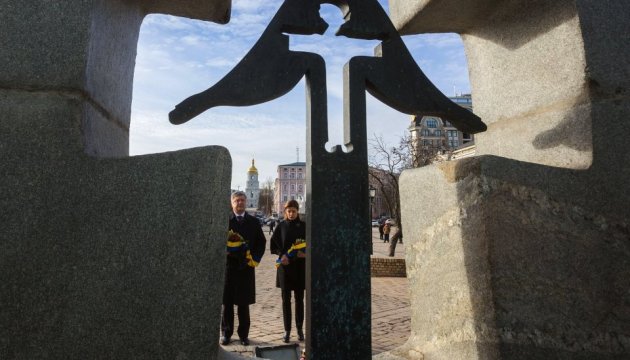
xmin=142 ymin=15 xmax=196 ymax=31
xmin=233 ymin=0 xmax=279 ymax=13
xmin=205 ymin=57 xmax=239 ymax=68
xmin=180 ymin=34 xmax=203 ymax=46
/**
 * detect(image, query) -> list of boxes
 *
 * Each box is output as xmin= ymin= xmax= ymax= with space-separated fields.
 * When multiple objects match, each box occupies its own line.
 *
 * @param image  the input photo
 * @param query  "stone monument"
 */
xmin=1 ymin=1 xmax=232 ymax=359
xmin=387 ymin=0 xmax=630 ymax=359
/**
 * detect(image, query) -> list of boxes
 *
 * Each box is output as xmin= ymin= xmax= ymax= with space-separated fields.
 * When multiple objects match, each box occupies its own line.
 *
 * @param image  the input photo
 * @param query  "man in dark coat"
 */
xmin=221 ymin=191 xmax=266 ymax=346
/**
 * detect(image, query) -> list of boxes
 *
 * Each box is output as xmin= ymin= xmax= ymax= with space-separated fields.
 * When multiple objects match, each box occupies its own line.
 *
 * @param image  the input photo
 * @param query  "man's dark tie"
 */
xmin=236 ymin=215 xmax=243 ymax=223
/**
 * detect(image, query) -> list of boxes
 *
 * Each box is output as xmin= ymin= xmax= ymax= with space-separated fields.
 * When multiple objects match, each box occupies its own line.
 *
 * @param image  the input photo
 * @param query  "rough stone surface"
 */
xmin=462 ymin=0 xmax=595 ymax=169
xmin=0 ymin=92 xmax=232 ymax=356
xmin=0 ymin=0 xmax=230 ymax=158
xmin=389 ymin=0 xmax=630 ymax=359
xmin=389 ymin=0 xmax=497 ymax=34
xmin=393 ymin=0 xmax=591 ymax=169
xmin=0 ymin=0 xmax=232 ymax=359
xmin=398 ymin=158 xmax=630 ymax=359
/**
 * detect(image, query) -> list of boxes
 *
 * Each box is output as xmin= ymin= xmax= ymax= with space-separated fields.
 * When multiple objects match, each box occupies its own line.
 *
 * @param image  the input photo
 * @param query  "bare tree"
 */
xmin=258 ymin=177 xmax=275 ymax=216
xmin=368 ymin=136 xmax=404 ymax=224
xmin=406 ymin=133 xmax=445 ymax=167
xmin=369 ymin=133 xmax=442 ymax=255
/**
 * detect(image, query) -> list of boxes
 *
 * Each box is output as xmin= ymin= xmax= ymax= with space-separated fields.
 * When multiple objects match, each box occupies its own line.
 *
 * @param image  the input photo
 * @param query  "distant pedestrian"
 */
xmin=383 ymin=222 xmax=391 ymax=243
xmin=269 ymin=219 xmax=275 ymax=235
xmin=221 ymin=191 xmax=266 ymax=346
xmin=378 ymin=221 xmax=384 ymax=240
xmin=270 ymin=200 xmax=306 ymax=343
xmin=389 ymin=229 xmax=403 ymax=257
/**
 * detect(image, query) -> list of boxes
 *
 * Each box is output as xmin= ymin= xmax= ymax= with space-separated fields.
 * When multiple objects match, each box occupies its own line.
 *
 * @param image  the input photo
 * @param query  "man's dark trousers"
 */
xmin=222 ymin=304 xmax=250 ymax=340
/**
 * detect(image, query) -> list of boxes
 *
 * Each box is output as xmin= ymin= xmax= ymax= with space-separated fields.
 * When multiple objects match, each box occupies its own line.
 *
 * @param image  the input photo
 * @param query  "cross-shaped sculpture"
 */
xmin=170 ymin=0 xmax=486 ymax=358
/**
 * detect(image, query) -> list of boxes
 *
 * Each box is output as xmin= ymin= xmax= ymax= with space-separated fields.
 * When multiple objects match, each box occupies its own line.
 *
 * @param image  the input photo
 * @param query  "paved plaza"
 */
xmin=221 ymin=227 xmax=410 ymax=357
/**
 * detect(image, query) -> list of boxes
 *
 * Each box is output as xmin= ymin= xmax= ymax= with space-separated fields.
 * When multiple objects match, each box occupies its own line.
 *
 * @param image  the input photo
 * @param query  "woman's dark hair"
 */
xmin=284 ymin=199 xmax=299 ymax=210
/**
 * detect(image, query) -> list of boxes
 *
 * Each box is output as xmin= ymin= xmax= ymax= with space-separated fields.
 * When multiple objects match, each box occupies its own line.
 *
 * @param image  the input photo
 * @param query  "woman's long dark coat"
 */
xmin=223 ymin=213 xmax=266 ymax=305
xmin=270 ymin=218 xmax=306 ymax=291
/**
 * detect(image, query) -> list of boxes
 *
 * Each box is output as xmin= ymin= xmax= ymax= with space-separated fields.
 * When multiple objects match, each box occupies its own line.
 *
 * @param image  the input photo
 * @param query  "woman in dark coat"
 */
xmin=270 ymin=200 xmax=306 ymax=343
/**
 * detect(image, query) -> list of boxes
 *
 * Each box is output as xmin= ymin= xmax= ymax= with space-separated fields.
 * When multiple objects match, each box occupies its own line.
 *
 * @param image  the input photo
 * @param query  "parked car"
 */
xmin=371 ymin=220 xmax=379 ymax=227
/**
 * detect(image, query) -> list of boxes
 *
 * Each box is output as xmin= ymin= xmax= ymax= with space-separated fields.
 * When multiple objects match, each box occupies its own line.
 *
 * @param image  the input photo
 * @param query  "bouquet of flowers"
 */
xmin=275 ymin=238 xmax=306 ymax=268
xmin=226 ymin=230 xmax=259 ymax=268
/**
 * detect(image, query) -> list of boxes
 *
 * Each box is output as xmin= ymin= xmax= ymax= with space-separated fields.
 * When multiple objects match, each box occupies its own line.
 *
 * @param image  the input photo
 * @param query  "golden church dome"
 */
xmin=247 ymin=159 xmax=258 ymax=174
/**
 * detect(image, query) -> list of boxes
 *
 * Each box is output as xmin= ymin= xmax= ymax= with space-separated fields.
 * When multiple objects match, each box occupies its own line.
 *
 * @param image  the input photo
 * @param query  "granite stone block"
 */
xmin=388 ymin=2 xmax=629 ymax=358
xmin=398 ymin=157 xmax=630 ymax=359
xmin=0 ymin=0 xmax=231 ymax=158
xmin=1 ymin=142 xmax=232 ymax=359
xmin=1 ymin=1 xmax=233 ymax=358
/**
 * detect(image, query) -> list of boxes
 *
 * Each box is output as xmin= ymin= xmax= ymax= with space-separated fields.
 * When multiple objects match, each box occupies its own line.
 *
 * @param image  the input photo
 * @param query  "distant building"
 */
xmin=245 ymin=159 xmax=260 ymax=210
xmin=271 ymin=162 xmax=393 ymax=219
xmin=274 ymin=162 xmax=306 ymax=216
xmin=409 ymin=94 xmax=475 ymax=162
xmin=438 ymin=142 xmax=477 ymax=161
xmin=449 ymin=93 xmax=473 ymax=111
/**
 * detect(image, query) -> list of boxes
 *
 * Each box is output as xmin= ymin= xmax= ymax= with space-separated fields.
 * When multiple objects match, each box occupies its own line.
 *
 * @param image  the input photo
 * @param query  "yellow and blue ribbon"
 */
xmin=275 ymin=239 xmax=306 ymax=268
xmin=226 ymin=230 xmax=260 ymax=268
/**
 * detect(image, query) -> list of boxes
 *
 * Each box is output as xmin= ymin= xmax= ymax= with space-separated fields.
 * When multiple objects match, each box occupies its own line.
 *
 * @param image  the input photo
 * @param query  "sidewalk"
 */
xmin=221 ymin=227 xmax=410 ymax=357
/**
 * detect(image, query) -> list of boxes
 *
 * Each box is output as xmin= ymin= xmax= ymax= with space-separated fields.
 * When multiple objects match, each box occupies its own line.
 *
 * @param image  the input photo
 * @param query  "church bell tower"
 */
xmin=245 ymin=158 xmax=260 ymax=209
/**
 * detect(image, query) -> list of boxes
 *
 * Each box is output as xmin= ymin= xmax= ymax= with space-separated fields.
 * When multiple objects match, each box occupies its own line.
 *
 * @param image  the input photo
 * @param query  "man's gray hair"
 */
xmin=231 ymin=191 xmax=247 ymax=200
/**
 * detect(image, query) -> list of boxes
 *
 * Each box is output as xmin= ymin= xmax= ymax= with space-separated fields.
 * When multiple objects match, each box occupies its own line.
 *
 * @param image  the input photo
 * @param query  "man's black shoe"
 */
xmin=297 ymin=329 xmax=305 ymax=341
xmin=240 ymin=338 xmax=249 ymax=346
xmin=220 ymin=336 xmax=230 ymax=345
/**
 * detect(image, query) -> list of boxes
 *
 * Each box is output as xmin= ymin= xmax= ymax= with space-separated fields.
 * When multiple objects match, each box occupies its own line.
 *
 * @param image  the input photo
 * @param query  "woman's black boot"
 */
xmin=283 ymin=331 xmax=290 ymax=343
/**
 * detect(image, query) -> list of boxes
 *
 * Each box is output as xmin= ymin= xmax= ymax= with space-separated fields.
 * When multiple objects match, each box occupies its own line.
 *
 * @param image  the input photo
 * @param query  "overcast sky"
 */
xmin=129 ymin=0 xmax=471 ymax=190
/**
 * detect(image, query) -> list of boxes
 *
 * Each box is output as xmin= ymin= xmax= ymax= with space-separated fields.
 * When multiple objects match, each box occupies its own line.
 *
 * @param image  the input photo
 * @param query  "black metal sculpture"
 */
xmin=170 ymin=1 xmax=486 ymax=358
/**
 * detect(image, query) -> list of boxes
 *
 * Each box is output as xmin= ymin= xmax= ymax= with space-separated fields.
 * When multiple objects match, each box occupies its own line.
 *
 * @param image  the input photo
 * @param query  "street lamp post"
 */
xmin=369 ymin=187 xmax=376 ymax=255
xmin=369 ymin=187 xmax=376 ymax=219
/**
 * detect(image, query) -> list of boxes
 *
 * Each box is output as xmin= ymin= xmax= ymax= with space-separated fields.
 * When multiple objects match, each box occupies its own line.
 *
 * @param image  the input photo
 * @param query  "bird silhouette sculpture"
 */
xmin=169 ymin=0 xmax=328 ymax=125
xmin=169 ymin=0 xmax=485 ymax=136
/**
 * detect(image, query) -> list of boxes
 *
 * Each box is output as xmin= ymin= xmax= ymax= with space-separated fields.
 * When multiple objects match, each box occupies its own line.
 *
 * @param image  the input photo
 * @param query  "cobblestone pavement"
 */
xmin=221 ymin=227 xmax=410 ymax=357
